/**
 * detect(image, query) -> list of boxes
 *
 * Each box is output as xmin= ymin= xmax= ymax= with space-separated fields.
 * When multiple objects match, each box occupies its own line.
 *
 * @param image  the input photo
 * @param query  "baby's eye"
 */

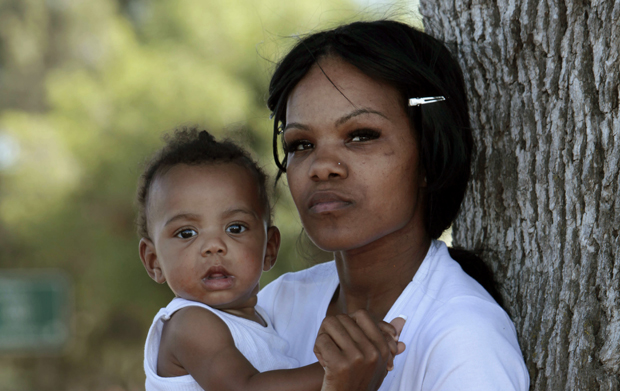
xmin=350 ymin=129 xmax=380 ymax=142
xmin=226 ymin=224 xmax=247 ymax=234
xmin=285 ymin=140 xmax=314 ymax=152
xmin=176 ymin=229 xmax=197 ymax=239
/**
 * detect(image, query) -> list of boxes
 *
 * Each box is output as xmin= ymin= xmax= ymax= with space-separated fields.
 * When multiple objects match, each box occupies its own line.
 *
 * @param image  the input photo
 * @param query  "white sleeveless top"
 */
xmin=144 ymin=298 xmax=300 ymax=391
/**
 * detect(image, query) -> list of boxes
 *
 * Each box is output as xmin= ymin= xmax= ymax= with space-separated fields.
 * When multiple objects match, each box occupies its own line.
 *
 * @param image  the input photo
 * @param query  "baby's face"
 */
xmin=142 ymin=163 xmax=276 ymax=312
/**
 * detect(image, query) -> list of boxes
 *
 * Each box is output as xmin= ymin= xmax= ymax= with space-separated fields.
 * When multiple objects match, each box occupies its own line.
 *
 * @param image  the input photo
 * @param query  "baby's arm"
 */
xmin=158 ymin=306 xmax=324 ymax=391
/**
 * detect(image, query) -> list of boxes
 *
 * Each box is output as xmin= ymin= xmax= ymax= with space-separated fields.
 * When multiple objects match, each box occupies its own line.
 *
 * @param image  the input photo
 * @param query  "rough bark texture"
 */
xmin=419 ymin=0 xmax=620 ymax=390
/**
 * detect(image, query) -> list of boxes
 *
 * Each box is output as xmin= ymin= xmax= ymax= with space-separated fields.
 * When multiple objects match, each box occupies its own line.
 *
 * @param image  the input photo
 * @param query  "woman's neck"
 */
xmin=328 ymin=228 xmax=431 ymax=321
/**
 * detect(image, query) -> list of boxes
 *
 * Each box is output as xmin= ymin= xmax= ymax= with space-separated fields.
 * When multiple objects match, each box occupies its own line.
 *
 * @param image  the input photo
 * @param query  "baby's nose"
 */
xmin=202 ymin=237 xmax=227 ymax=255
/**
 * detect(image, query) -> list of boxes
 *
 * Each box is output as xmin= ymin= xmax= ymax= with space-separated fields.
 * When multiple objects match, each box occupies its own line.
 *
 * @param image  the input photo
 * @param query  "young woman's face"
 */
xmin=284 ymin=56 xmax=427 ymax=252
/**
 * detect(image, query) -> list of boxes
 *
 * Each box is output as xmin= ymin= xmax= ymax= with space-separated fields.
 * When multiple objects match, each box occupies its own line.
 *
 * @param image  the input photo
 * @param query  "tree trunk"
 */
xmin=419 ymin=0 xmax=620 ymax=390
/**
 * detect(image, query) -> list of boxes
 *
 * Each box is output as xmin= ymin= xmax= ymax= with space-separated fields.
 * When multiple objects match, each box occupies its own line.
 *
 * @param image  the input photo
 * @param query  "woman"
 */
xmin=258 ymin=20 xmax=529 ymax=390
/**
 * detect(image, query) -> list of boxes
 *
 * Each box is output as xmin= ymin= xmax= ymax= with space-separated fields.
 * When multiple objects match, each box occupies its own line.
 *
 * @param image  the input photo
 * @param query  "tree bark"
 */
xmin=419 ymin=0 xmax=620 ymax=390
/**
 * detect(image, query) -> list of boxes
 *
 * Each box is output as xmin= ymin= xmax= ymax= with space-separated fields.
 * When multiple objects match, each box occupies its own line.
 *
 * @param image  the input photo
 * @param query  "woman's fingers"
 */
xmin=389 ymin=315 xmax=406 ymax=339
xmin=317 ymin=314 xmax=367 ymax=357
xmin=376 ymin=321 xmax=400 ymax=371
xmin=377 ymin=315 xmax=406 ymax=343
xmin=353 ymin=313 xmax=407 ymax=372
xmin=313 ymin=332 xmax=340 ymax=368
xmin=383 ymin=316 xmax=407 ymax=355
xmin=314 ymin=312 xmax=393 ymax=391
xmin=349 ymin=310 xmax=394 ymax=364
xmin=314 ymin=311 xmax=408 ymax=390
xmin=390 ymin=316 xmax=407 ymax=356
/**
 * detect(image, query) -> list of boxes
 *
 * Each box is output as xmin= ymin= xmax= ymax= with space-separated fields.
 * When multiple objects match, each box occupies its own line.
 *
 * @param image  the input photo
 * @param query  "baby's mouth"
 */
xmin=204 ymin=265 xmax=231 ymax=278
xmin=201 ymin=266 xmax=234 ymax=290
xmin=205 ymin=272 xmax=229 ymax=280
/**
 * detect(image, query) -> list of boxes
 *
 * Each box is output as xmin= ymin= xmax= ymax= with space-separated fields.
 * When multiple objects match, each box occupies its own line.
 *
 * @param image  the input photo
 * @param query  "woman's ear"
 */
xmin=139 ymin=238 xmax=166 ymax=284
xmin=263 ymin=226 xmax=281 ymax=272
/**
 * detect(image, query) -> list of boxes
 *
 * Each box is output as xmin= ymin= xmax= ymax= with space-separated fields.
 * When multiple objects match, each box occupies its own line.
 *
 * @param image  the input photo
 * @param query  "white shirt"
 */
xmin=258 ymin=240 xmax=530 ymax=390
xmin=144 ymin=298 xmax=299 ymax=391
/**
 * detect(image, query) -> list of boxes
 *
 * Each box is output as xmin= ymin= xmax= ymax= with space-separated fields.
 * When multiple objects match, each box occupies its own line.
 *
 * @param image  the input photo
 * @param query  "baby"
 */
xmin=137 ymin=127 xmax=403 ymax=390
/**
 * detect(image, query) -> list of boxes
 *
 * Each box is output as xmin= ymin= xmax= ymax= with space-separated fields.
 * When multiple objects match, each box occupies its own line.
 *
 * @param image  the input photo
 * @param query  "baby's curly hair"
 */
xmin=136 ymin=126 xmax=271 ymax=239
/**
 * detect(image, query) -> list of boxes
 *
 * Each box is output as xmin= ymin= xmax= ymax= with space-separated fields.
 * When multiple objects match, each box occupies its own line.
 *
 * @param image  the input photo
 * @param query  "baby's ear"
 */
xmin=263 ymin=226 xmax=281 ymax=272
xmin=139 ymin=238 xmax=166 ymax=284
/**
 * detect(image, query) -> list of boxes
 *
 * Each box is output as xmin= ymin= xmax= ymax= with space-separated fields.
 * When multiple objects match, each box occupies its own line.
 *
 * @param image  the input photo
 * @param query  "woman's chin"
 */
xmin=306 ymin=233 xmax=374 ymax=254
xmin=306 ymin=220 xmax=418 ymax=255
xmin=305 ymin=232 xmax=346 ymax=253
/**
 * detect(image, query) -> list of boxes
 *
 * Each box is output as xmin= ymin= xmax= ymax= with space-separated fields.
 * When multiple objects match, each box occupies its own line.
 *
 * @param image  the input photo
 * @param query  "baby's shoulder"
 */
xmin=156 ymin=304 xmax=234 ymax=378
xmin=161 ymin=305 xmax=234 ymax=354
xmin=168 ymin=305 xmax=230 ymax=335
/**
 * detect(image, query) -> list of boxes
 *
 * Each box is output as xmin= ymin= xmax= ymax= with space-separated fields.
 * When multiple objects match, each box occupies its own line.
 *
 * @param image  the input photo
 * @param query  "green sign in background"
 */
xmin=0 ymin=271 xmax=71 ymax=353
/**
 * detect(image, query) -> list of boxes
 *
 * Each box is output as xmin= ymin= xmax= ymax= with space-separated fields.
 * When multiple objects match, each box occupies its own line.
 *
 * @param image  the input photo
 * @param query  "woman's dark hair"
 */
xmin=267 ymin=20 xmax=473 ymax=240
xmin=136 ymin=126 xmax=271 ymax=239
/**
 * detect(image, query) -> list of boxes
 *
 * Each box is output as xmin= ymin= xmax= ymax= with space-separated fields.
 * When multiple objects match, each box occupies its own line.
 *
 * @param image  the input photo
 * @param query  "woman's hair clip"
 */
xmin=408 ymin=96 xmax=446 ymax=106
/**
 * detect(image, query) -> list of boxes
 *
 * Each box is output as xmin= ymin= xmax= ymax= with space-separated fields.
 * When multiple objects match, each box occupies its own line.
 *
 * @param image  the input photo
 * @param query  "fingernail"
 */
xmin=398 ymin=314 xmax=408 ymax=322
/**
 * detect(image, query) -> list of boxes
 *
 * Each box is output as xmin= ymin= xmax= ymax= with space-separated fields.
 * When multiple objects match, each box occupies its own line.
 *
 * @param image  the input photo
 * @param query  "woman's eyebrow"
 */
xmin=284 ymin=108 xmax=387 ymax=133
xmin=335 ymin=108 xmax=387 ymax=126
xmin=283 ymin=122 xmax=310 ymax=133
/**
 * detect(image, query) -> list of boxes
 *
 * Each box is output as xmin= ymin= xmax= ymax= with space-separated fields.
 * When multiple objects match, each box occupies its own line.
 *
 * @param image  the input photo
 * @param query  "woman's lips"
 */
xmin=307 ymin=191 xmax=353 ymax=213
xmin=202 ymin=266 xmax=234 ymax=290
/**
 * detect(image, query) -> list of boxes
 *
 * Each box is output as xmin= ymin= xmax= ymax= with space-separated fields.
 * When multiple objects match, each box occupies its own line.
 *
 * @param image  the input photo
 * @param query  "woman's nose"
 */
xmin=308 ymin=148 xmax=348 ymax=181
xmin=201 ymin=237 xmax=227 ymax=256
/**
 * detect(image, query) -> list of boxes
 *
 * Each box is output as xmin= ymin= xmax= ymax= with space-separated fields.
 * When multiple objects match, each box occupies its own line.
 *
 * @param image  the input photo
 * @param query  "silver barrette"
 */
xmin=408 ymin=96 xmax=446 ymax=106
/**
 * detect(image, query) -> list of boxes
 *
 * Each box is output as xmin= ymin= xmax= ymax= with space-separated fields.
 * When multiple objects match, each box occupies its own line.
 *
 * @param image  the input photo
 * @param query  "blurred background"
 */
xmin=0 ymin=0 xmax=428 ymax=389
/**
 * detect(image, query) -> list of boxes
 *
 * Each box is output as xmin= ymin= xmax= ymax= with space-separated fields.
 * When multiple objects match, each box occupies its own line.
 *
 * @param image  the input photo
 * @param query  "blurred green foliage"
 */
xmin=0 ymin=0 xmax=418 ymax=389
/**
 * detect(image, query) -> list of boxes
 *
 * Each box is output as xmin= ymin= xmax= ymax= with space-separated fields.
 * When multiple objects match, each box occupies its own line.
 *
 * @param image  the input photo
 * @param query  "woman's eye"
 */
xmin=176 ymin=229 xmax=197 ymax=239
xmin=350 ymin=129 xmax=380 ymax=142
xmin=226 ymin=224 xmax=247 ymax=234
xmin=285 ymin=140 xmax=314 ymax=152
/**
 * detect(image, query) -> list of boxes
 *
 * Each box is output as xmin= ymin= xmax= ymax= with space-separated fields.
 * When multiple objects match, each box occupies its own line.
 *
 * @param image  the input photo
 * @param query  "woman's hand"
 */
xmin=379 ymin=316 xmax=406 ymax=371
xmin=313 ymin=310 xmax=406 ymax=391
